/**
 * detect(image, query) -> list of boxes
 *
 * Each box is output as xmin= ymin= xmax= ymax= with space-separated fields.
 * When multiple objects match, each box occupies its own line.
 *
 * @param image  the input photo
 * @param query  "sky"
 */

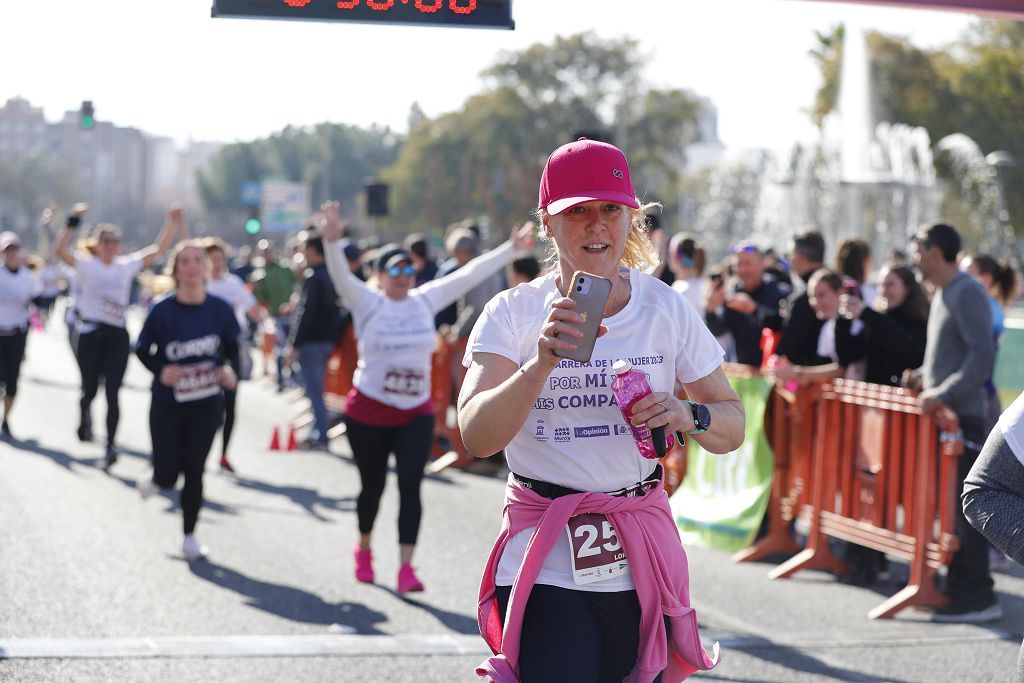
xmin=0 ymin=0 xmax=975 ymax=152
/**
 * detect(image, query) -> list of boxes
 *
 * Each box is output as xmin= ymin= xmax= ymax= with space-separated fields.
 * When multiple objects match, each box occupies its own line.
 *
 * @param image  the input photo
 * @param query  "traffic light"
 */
xmin=365 ymin=182 xmax=389 ymax=217
xmin=244 ymin=207 xmax=261 ymax=235
xmin=79 ymin=101 xmax=95 ymax=130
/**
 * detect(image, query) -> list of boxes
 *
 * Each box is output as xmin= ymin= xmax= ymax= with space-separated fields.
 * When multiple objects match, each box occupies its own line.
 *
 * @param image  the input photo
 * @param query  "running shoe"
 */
xmin=182 ymin=535 xmax=208 ymax=562
xmin=137 ymin=473 xmax=158 ymax=500
xmin=1 ymin=421 xmax=12 ymax=440
xmin=397 ymin=563 xmax=425 ymax=595
xmin=77 ymin=423 xmax=92 ymax=442
xmin=354 ymin=546 xmax=374 ymax=584
xmin=220 ymin=456 xmax=235 ymax=473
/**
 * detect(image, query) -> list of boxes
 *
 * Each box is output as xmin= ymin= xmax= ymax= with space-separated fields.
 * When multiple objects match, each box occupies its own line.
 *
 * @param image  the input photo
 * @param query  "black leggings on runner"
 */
xmin=495 ymin=584 xmax=664 ymax=683
xmin=150 ymin=396 xmax=224 ymax=535
xmin=0 ymin=330 xmax=27 ymax=397
xmin=220 ymin=388 xmax=236 ymax=456
xmin=75 ymin=324 xmax=130 ymax=446
xmin=343 ymin=413 xmax=435 ymax=545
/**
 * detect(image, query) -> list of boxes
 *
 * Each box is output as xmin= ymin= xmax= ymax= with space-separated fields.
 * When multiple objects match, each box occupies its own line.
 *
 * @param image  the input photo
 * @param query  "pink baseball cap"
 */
xmin=538 ymin=138 xmax=640 ymax=215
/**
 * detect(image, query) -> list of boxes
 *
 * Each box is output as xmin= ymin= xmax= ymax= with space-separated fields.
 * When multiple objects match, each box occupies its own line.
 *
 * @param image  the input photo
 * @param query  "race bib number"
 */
xmin=101 ymin=297 xmax=125 ymax=322
xmin=174 ymin=361 xmax=221 ymax=403
xmin=565 ymin=513 xmax=630 ymax=585
xmin=383 ymin=367 xmax=425 ymax=397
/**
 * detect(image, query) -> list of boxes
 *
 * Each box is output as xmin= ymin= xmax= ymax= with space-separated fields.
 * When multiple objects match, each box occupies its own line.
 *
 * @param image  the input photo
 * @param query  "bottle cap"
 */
xmin=612 ymin=359 xmax=632 ymax=375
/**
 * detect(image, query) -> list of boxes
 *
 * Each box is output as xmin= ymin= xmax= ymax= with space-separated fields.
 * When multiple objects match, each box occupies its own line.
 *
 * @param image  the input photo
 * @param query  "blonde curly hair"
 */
xmin=534 ymin=201 xmax=662 ymax=272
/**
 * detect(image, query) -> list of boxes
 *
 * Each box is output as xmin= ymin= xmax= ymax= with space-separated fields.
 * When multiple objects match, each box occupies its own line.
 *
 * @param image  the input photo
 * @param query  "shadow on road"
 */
xmin=4 ymin=437 xmax=94 ymax=473
xmin=725 ymin=637 xmax=909 ymax=682
xmin=230 ymin=476 xmax=355 ymax=522
xmin=373 ymin=587 xmax=478 ymax=635
xmin=189 ymin=560 xmax=387 ymax=633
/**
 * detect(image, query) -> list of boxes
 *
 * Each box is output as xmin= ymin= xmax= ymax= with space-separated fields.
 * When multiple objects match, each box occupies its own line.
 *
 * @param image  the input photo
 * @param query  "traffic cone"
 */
xmin=286 ymin=426 xmax=298 ymax=451
xmin=268 ymin=426 xmax=281 ymax=451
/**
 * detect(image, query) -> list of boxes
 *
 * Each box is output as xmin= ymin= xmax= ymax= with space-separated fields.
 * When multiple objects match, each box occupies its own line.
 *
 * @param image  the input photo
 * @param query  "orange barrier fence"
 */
xmin=767 ymin=380 xmax=963 ymax=619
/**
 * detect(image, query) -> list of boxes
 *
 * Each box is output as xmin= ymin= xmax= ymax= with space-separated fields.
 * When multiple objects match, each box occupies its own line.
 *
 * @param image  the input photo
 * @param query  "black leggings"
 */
xmin=495 ymin=584 xmax=663 ymax=683
xmin=75 ymin=324 xmax=130 ymax=446
xmin=150 ymin=396 xmax=224 ymax=535
xmin=0 ymin=330 xmax=27 ymax=397
xmin=343 ymin=413 xmax=434 ymax=545
xmin=220 ymin=388 xmax=237 ymax=456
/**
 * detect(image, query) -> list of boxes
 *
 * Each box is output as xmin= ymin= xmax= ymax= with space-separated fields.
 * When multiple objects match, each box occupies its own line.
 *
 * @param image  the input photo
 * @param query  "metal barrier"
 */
xmin=767 ymin=380 xmax=963 ymax=619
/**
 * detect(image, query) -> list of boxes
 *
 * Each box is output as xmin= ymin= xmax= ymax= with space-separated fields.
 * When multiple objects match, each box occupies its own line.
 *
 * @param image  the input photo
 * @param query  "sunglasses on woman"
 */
xmin=387 ymin=264 xmax=416 ymax=278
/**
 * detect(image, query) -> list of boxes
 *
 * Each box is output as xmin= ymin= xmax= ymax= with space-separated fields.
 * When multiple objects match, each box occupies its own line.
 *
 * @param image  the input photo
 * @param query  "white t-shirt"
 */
xmin=672 ymin=276 xmax=704 ymax=314
xmin=73 ymin=253 xmax=144 ymax=328
xmin=999 ymin=391 xmax=1024 ymax=468
xmin=207 ymin=273 xmax=257 ymax=330
xmin=324 ymin=239 xmax=514 ymax=410
xmin=0 ymin=267 xmax=41 ymax=330
xmin=465 ymin=268 xmax=724 ymax=591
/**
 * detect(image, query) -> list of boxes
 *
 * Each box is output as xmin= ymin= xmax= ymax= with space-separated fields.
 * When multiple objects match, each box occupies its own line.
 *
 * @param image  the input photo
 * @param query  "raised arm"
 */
xmin=318 ymin=201 xmax=379 ymax=315
xmin=134 ymin=204 xmax=184 ymax=269
xmin=417 ymin=222 xmax=534 ymax=313
xmin=55 ymin=203 xmax=88 ymax=268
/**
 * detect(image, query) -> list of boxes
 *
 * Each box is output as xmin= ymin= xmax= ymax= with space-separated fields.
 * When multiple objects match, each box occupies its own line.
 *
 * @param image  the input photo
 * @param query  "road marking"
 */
xmin=1 ymin=626 xmax=1016 ymax=660
xmin=0 ymin=634 xmax=491 ymax=659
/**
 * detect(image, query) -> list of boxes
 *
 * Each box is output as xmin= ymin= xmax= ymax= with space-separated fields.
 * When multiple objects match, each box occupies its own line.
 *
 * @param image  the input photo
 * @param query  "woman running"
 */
xmin=459 ymin=138 xmax=743 ymax=681
xmin=0 ymin=232 xmax=41 ymax=440
xmin=135 ymin=241 xmax=240 ymax=561
xmin=55 ymin=203 xmax=181 ymax=469
xmin=319 ymin=200 xmax=531 ymax=595
xmin=204 ymin=237 xmax=263 ymax=473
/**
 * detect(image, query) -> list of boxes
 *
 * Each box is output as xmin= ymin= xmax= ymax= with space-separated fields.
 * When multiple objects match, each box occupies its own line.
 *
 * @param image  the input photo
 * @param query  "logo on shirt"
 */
xmin=166 ymin=334 xmax=220 ymax=362
xmin=574 ymin=425 xmax=610 ymax=438
xmin=614 ymin=424 xmax=632 ymax=436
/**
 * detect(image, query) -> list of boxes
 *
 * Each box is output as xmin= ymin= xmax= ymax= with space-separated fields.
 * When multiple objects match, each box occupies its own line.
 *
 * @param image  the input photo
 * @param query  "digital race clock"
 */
xmin=212 ymin=0 xmax=515 ymax=29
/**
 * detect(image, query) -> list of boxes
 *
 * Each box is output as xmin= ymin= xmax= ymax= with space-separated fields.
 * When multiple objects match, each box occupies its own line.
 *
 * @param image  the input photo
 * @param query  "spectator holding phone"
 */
xmin=703 ymin=241 xmax=786 ymax=368
xmin=318 ymin=200 xmax=531 ymax=597
xmin=55 ymin=202 xmax=182 ymax=470
xmin=458 ymin=138 xmax=742 ymax=681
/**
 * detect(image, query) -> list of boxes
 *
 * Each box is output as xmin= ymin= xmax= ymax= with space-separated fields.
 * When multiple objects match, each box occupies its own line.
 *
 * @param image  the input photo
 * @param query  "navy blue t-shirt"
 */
xmin=135 ymin=293 xmax=241 ymax=404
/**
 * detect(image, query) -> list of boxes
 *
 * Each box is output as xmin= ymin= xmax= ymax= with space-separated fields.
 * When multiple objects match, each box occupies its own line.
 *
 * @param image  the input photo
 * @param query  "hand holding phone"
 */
xmin=553 ymin=271 xmax=611 ymax=363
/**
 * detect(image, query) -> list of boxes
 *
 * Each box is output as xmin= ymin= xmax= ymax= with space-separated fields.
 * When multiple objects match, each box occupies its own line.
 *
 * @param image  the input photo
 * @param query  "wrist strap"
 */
xmin=66 ymin=216 xmax=81 ymax=229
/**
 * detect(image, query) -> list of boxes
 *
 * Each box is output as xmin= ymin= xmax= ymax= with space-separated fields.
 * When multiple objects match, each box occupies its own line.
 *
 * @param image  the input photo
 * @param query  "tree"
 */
xmin=382 ymin=32 xmax=706 ymax=240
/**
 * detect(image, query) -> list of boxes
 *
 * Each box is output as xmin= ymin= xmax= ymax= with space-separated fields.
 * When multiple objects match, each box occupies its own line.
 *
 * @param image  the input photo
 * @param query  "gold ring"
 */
xmin=657 ymin=401 xmax=669 ymax=415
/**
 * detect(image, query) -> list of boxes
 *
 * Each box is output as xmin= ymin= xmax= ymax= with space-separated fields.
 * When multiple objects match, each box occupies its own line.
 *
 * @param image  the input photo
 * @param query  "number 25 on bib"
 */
xmin=565 ymin=513 xmax=630 ymax=585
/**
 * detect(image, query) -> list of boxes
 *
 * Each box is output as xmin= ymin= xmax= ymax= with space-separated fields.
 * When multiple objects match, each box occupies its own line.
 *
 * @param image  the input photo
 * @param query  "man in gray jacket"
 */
xmin=911 ymin=222 xmax=1000 ymax=623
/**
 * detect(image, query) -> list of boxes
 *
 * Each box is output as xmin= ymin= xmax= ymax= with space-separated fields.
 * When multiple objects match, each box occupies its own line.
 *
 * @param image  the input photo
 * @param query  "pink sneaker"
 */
xmin=397 ymin=563 xmax=425 ymax=595
xmin=354 ymin=547 xmax=374 ymax=584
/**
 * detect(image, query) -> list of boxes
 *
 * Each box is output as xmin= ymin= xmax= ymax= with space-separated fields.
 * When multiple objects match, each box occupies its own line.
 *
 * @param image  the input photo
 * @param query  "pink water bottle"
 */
xmin=611 ymin=359 xmax=673 ymax=459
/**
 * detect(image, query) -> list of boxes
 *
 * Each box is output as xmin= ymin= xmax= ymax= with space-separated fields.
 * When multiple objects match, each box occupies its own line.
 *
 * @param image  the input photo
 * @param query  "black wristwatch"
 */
xmin=686 ymin=401 xmax=711 ymax=434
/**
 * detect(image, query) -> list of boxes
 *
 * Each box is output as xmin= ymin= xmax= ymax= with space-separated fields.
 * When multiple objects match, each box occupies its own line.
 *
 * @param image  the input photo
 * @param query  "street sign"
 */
xmin=260 ymin=181 xmax=310 ymax=234
xmin=240 ymin=181 xmax=261 ymax=207
xmin=211 ymin=0 xmax=514 ymax=29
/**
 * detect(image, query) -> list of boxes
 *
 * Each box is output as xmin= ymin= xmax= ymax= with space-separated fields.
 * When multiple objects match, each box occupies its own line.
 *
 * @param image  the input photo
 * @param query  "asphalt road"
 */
xmin=2 ymin=313 xmax=1024 ymax=682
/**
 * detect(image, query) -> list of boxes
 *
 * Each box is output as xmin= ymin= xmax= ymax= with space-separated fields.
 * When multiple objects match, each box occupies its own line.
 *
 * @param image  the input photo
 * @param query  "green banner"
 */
xmin=672 ymin=374 xmax=774 ymax=552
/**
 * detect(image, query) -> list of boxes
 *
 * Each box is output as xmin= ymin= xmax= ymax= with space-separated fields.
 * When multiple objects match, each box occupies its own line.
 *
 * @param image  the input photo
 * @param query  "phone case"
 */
xmin=554 ymin=271 xmax=612 ymax=363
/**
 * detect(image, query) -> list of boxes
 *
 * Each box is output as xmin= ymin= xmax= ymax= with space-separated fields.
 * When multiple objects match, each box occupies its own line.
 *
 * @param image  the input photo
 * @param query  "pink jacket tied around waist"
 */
xmin=476 ymin=477 xmax=720 ymax=682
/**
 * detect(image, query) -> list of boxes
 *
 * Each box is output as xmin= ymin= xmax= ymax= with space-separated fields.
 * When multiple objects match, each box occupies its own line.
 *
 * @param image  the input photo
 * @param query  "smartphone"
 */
xmin=842 ymin=278 xmax=860 ymax=296
xmin=554 ymin=271 xmax=611 ymax=363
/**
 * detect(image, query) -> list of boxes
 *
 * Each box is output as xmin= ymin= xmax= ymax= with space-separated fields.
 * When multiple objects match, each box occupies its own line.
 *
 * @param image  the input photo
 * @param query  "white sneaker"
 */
xmin=182 ymin=534 xmax=208 ymax=561
xmin=137 ymin=474 xmax=158 ymax=500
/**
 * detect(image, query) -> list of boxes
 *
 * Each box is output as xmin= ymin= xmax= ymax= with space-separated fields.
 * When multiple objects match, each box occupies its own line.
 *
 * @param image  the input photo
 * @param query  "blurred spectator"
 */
xmin=404 ymin=232 xmax=439 ymax=287
xmin=433 ymin=226 xmax=476 ymax=329
xmin=342 ymin=241 xmax=367 ymax=282
xmin=836 ymin=237 xmax=877 ymax=306
xmin=645 ymin=212 xmax=674 ymax=286
xmin=910 ymin=223 xmax=999 ymax=623
xmin=772 ymin=269 xmax=856 ymax=384
xmin=836 ymin=264 xmax=928 ymax=386
xmin=509 ymin=255 xmax=541 ymax=286
xmin=703 ymin=242 xmax=785 ymax=367
xmin=252 ymin=239 xmax=297 ymax=391
xmin=668 ymin=233 xmax=706 ymax=313
xmin=231 ymin=245 xmax=255 ymax=283
xmin=777 ymin=231 xmax=826 ymax=366
xmin=285 ymin=235 xmax=347 ymax=449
